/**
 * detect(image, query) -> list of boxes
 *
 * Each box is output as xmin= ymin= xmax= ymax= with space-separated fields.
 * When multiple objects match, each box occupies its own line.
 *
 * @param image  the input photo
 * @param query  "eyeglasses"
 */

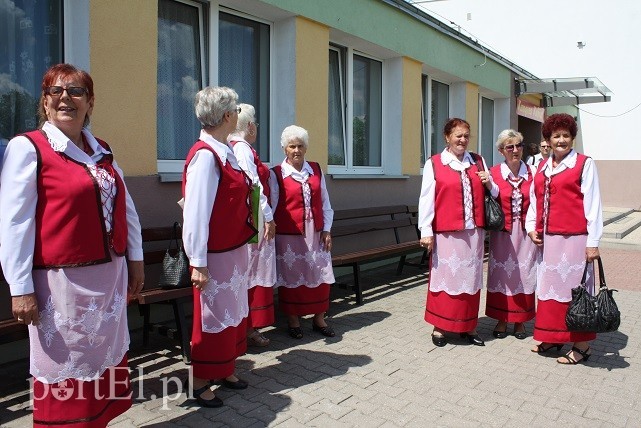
xmin=251 ymin=121 xmax=259 ymax=128
xmin=231 ymin=107 xmax=241 ymax=114
xmin=45 ymin=86 xmax=88 ymax=98
xmin=540 ymin=145 xmax=551 ymax=149
xmin=503 ymin=143 xmax=524 ymax=152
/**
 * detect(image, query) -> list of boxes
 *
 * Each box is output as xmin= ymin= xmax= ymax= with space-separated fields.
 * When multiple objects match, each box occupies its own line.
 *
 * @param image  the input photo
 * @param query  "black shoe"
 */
xmin=492 ymin=330 xmax=508 ymax=339
xmin=189 ymin=383 xmax=224 ymax=408
xmin=460 ymin=332 xmax=485 ymax=346
xmin=312 ymin=322 xmax=335 ymax=337
xmin=431 ymin=334 xmax=447 ymax=347
xmin=288 ymin=326 xmax=304 ymax=339
xmin=222 ymin=378 xmax=248 ymax=390
xmin=513 ymin=323 xmax=527 ymax=340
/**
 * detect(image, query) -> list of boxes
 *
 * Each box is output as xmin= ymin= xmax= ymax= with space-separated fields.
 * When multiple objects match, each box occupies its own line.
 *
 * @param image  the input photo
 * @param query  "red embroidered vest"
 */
xmin=272 ymin=162 xmax=324 ymax=235
xmin=183 ymin=141 xmax=257 ymax=252
xmin=490 ymin=163 xmax=533 ymax=233
xmin=535 ymin=153 xmax=588 ymax=235
xmin=431 ymin=153 xmax=485 ymax=232
xmin=24 ymin=130 xmax=128 ymax=269
xmin=229 ymin=140 xmax=271 ymax=204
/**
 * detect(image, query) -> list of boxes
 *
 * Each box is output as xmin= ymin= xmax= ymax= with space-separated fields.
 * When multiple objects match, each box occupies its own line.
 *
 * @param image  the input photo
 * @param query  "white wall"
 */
xmin=423 ymin=0 xmax=641 ymax=160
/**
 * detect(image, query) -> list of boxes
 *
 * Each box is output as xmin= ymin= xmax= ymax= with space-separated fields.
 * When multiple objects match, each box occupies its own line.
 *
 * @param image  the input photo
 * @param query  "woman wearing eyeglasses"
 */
xmin=182 ymin=87 xmax=258 ymax=407
xmin=228 ymin=104 xmax=276 ymax=348
xmin=418 ymin=118 xmax=498 ymax=348
xmin=526 ymin=113 xmax=603 ymax=365
xmin=485 ymin=130 xmax=538 ymax=340
xmin=0 ymin=64 xmax=144 ymax=427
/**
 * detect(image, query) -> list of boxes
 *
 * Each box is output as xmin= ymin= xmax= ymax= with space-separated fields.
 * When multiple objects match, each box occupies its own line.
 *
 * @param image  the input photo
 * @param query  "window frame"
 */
xmin=327 ymin=46 xmax=385 ymax=175
xmin=479 ymin=95 xmax=495 ymax=164
xmin=420 ymin=76 xmax=450 ymax=171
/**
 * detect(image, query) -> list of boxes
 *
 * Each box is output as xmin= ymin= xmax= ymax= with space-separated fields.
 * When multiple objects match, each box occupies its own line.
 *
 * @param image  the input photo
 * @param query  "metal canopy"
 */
xmin=516 ymin=77 xmax=612 ymax=107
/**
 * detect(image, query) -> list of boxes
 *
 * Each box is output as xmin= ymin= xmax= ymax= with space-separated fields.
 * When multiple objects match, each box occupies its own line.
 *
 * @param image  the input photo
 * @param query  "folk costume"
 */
xmin=183 ymin=131 xmax=257 ymax=380
xmin=418 ymin=149 xmax=498 ymax=333
xmin=229 ymin=138 xmax=276 ymax=328
xmin=525 ymin=150 xmax=603 ymax=343
xmin=269 ymin=160 xmax=335 ymax=315
xmin=0 ymin=122 xmax=143 ymax=427
xmin=486 ymin=161 xmax=538 ymax=323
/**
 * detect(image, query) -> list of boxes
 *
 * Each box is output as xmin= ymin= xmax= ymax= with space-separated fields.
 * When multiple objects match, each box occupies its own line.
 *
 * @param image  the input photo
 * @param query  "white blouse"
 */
xmin=229 ymin=138 xmax=274 ymax=222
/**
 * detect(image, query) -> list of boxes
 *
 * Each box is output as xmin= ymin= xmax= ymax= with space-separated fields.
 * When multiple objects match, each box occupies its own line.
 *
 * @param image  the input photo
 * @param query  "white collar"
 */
xmin=42 ymin=122 xmax=111 ymax=156
xmin=440 ymin=148 xmax=475 ymax=167
xmin=541 ymin=149 xmax=578 ymax=172
xmin=279 ymin=159 xmax=313 ymax=178
xmin=199 ymin=129 xmax=230 ymax=165
xmin=500 ymin=161 xmax=529 ymax=180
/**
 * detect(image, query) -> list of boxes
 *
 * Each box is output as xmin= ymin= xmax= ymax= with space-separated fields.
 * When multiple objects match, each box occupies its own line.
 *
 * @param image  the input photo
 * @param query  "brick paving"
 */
xmin=1 ymin=247 xmax=640 ymax=427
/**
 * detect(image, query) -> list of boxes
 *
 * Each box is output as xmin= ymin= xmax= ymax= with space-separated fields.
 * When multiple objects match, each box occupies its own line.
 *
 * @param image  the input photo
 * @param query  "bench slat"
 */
xmin=333 ymin=204 xmax=408 ymax=221
xmin=137 ymin=287 xmax=193 ymax=305
xmin=332 ymin=218 xmax=414 ymax=238
xmin=332 ymin=241 xmax=421 ymax=265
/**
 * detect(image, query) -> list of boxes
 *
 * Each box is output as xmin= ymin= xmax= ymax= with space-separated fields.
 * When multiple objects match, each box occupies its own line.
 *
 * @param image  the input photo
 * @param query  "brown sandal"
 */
xmin=248 ymin=330 xmax=270 ymax=347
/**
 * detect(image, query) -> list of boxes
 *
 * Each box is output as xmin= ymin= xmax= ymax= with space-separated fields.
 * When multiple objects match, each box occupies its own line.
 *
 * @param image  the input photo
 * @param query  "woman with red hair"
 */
xmin=526 ymin=113 xmax=603 ymax=365
xmin=0 ymin=64 xmax=144 ymax=427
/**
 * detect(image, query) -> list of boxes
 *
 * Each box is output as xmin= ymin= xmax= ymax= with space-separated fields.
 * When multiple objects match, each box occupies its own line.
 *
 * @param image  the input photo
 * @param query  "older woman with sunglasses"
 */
xmin=526 ymin=113 xmax=603 ymax=365
xmin=485 ymin=130 xmax=538 ymax=340
xmin=0 ymin=64 xmax=144 ymax=427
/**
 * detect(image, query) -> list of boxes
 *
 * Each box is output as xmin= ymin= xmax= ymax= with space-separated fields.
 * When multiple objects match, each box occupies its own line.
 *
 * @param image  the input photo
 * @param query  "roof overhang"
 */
xmin=516 ymin=77 xmax=612 ymax=108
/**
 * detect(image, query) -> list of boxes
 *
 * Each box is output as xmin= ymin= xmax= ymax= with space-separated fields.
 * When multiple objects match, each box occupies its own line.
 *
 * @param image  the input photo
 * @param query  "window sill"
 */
xmin=158 ymin=172 xmax=182 ymax=183
xmin=330 ymin=174 xmax=410 ymax=180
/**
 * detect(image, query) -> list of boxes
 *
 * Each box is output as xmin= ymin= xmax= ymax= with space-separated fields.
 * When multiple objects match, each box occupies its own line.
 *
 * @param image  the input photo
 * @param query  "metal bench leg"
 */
xmin=139 ymin=304 xmax=151 ymax=347
xmin=396 ymin=255 xmax=406 ymax=276
xmin=353 ymin=264 xmax=363 ymax=305
xmin=173 ymin=297 xmax=191 ymax=364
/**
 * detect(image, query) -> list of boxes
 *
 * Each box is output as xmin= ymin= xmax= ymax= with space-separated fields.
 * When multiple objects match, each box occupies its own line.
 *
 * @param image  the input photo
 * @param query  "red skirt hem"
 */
xmin=485 ymin=291 xmax=536 ymax=322
xmin=248 ymin=286 xmax=275 ymax=328
xmin=33 ymin=356 xmax=131 ymax=428
xmin=424 ymin=290 xmax=480 ymax=333
xmin=533 ymin=298 xmax=597 ymax=343
xmin=278 ymin=283 xmax=330 ymax=316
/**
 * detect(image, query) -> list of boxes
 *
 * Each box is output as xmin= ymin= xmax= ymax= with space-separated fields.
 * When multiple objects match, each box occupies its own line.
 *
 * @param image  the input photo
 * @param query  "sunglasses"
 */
xmin=45 ymin=86 xmax=88 ymax=98
xmin=503 ymin=143 xmax=524 ymax=152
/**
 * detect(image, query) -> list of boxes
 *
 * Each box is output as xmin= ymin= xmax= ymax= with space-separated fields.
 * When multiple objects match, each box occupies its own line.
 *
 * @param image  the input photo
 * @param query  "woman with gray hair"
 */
xmin=269 ymin=125 xmax=336 ymax=339
xmin=183 ymin=87 xmax=257 ymax=407
xmin=228 ymin=104 xmax=276 ymax=347
xmin=485 ymin=129 xmax=538 ymax=340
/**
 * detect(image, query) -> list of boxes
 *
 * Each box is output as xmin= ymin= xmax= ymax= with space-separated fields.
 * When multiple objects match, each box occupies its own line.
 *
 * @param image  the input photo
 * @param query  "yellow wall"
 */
xmin=465 ymin=82 xmax=480 ymax=151
xmin=401 ymin=57 xmax=422 ymax=175
xmin=90 ymin=1 xmax=157 ymax=175
xmin=294 ymin=17 xmax=329 ymax=169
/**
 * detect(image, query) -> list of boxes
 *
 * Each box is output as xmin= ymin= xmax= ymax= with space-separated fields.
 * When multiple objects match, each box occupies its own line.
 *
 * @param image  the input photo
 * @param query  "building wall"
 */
xmin=401 ymin=57 xmax=422 ymax=175
xmin=89 ymin=0 xmax=157 ymax=176
xmin=596 ymin=161 xmax=641 ymax=210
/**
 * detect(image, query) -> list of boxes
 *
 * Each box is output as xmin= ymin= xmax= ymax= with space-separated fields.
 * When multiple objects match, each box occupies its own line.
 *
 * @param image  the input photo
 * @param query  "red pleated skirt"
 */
xmin=485 ymin=291 xmax=536 ymax=323
xmin=533 ymin=298 xmax=597 ymax=343
xmin=424 ymin=290 xmax=480 ymax=333
xmin=248 ymin=286 xmax=275 ymax=328
xmin=32 ymin=356 xmax=131 ymax=428
xmin=278 ymin=283 xmax=330 ymax=316
xmin=191 ymin=289 xmax=248 ymax=379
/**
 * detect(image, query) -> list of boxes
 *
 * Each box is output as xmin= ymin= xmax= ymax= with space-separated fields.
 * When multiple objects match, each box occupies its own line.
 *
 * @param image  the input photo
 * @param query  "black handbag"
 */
xmin=474 ymin=156 xmax=505 ymax=231
xmin=566 ymin=257 xmax=620 ymax=333
xmin=158 ymin=222 xmax=191 ymax=289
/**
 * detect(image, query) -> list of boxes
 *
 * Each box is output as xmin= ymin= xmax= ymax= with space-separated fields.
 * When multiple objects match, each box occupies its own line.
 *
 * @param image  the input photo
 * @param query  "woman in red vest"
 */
xmin=182 ymin=87 xmax=257 ymax=407
xmin=526 ymin=113 xmax=603 ymax=365
xmin=269 ymin=125 xmax=336 ymax=339
xmin=228 ymin=103 xmax=276 ymax=348
xmin=418 ymin=118 xmax=497 ymax=347
xmin=0 ymin=64 xmax=144 ymax=427
xmin=486 ymin=129 xmax=538 ymax=339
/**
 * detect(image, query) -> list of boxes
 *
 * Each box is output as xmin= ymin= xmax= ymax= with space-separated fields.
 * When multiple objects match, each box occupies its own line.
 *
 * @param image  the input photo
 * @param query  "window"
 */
xmin=1 ymin=0 xmax=63 ymax=146
xmin=480 ymin=96 xmax=495 ymax=162
xmin=328 ymin=47 xmax=383 ymax=172
xmin=157 ymin=0 xmax=204 ymax=161
xmin=420 ymin=77 xmax=449 ymax=166
xmin=218 ymin=12 xmax=270 ymax=161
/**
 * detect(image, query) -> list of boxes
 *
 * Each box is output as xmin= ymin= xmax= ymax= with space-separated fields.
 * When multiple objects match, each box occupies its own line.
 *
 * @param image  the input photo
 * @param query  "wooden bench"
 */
xmin=331 ymin=205 xmax=425 ymax=305
xmin=138 ymin=225 xmax=192 ymax=363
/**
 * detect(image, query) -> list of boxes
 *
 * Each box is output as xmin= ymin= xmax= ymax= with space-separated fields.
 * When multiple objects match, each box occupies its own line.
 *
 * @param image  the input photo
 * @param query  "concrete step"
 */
xmin=603 ymin=207 xmax=635 ymax=226
xmin=602 ymin=210 xmax=641 ymax=239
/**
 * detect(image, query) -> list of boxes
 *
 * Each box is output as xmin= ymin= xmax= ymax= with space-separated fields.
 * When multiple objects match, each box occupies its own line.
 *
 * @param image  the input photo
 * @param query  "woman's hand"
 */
xmin=12 ymin=294 xmax=39 ymax=326
xmin=420 ymin=236 xmax=434 ymax=253
xmin=320 ymin=231 xmax=332 ymax=252
xmin=127 ymin=260 xmax=145 ymax=299
xmin=476 ymin=171 xmax=493 ymax=190
xmin=191 ymin=266 xmax=211 ymax=291
xmin=586 ymin=247 xmax=600 ymax=262
xmin=528 ymin=231 xmax=543 ymax=246
xmin=264 ymin=220 xmax=276 ymax=241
